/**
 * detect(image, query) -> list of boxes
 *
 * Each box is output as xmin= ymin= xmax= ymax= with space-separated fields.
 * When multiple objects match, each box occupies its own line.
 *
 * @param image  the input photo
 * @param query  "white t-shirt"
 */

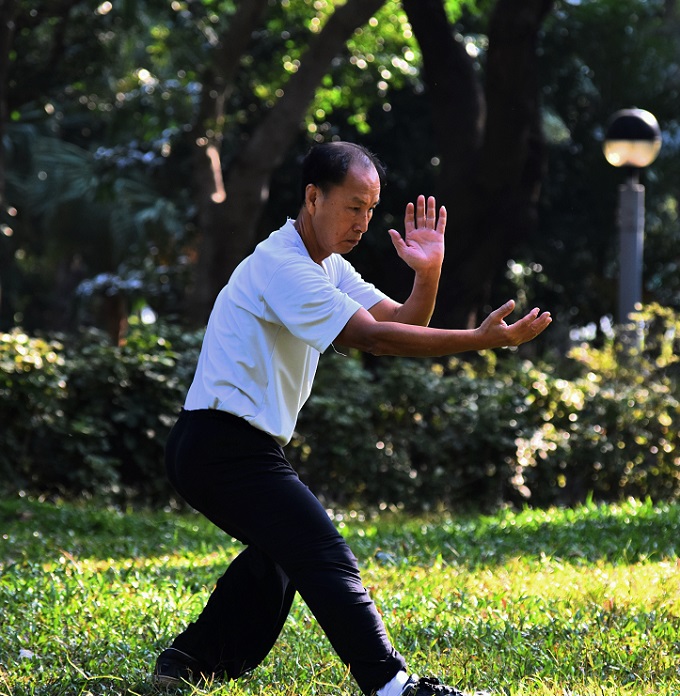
xmin=184 ymin=219 xmax=388 ymax=445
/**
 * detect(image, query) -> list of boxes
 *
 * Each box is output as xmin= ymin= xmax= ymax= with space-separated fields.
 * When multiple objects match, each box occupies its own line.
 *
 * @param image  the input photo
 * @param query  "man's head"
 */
xmin=300 ymin=141 xmax=386 ymax=203
xmin=295 ymin=142 xmax=385 ymax=263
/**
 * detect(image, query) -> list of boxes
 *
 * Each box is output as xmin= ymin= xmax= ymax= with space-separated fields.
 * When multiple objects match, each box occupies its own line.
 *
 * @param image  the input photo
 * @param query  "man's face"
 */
xmin=306 ymin=162 xmax=381 ymax=259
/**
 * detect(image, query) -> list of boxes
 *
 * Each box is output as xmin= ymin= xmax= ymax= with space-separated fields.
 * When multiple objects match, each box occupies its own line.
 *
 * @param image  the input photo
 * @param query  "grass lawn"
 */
xmin=1 ymin=495 xmax=679 ymax=696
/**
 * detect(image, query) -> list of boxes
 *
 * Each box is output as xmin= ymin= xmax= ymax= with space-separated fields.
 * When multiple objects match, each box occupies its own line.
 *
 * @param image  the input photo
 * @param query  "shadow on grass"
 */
xmin=340 ymin=499 xmax=680 ymax=567
xmin=1 ymin=496 xmax=679 ymax=570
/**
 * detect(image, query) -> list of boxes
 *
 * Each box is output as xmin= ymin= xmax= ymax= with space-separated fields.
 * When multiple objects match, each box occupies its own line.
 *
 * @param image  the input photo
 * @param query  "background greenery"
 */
xmin=2 ymin=8 xmax=679 ymax=695
xmin=1 ymin=0 xmax=679 ymax=336
xmin=2 ymin=303 xmax=678 ymax=509
xmin=1 ymin=0 xmax=679 ymax=508
xmin=2 ymin=496 xmax=679 ymax=695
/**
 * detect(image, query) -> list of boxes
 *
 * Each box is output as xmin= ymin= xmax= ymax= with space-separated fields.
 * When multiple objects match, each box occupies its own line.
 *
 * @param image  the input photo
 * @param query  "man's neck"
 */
xmin=293 ymin=211 xmax=324 ymax=265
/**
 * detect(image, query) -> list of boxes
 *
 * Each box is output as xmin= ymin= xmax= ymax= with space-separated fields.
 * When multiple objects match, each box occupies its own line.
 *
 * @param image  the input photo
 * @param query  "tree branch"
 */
xmin=245 ymin=0 xmax=387 ymax=163
xmin=188 ymin=0 xmax=390 ymax=321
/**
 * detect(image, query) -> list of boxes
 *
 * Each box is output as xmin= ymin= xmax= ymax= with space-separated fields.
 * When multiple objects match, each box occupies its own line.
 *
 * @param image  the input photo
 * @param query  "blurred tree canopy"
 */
xmin=0 ymin=0 xmax=679 ymax=346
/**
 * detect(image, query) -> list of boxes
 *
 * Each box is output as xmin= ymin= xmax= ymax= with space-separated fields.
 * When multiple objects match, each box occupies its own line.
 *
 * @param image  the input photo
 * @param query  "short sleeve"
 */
xmin=262 ymin=259 xmax=362 ymax=353
xmin=329 ymin=254 xmax=388 ymax=309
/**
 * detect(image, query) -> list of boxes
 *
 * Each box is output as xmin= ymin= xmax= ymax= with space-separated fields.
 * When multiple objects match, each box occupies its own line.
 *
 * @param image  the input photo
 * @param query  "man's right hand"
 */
xmin=475 ymin=300 xmax=552 ymax=348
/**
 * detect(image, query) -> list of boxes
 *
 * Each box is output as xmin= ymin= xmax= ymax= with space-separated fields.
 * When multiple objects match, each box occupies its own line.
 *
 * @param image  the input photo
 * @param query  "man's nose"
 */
xmin=355 ymin=212 xmax=370 ymax=232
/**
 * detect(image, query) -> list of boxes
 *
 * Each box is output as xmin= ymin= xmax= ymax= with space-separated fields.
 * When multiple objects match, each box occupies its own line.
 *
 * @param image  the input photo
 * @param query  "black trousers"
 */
xmin=164 ymin=409 xmax=406 ymax=695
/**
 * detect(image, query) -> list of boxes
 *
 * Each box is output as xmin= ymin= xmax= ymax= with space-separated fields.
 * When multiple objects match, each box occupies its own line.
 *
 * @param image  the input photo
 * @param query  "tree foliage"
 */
xmin=527 ymin=0 xmax=680 ymax=330
xmin=1 ymin=0 xmax=679 ymax=343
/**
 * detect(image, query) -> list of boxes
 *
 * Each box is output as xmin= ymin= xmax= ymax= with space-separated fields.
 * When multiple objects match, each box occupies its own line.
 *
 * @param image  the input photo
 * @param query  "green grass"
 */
xmin=1 ymin=495 xmax=679 ymax=695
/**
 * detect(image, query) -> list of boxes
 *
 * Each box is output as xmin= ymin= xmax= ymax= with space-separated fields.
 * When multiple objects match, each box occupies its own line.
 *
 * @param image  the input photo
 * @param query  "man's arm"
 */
xmin=351 ymin=193 xmax=551 ymax=355
xmin=337 ymin=299 xmax=552 ymax=357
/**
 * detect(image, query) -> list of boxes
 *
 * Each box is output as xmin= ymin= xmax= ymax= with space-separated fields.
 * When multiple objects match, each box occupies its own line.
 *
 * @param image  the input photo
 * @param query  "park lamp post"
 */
xmin=602 ymin=108 xmax=662 ymax=324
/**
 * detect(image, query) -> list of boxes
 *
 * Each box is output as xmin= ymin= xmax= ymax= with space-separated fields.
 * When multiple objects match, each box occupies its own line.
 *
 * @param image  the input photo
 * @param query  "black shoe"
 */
xmin=153 ymin=647 xmax=211 ymax=687
xmin=401 ymin=675 xmax=491 ymax=696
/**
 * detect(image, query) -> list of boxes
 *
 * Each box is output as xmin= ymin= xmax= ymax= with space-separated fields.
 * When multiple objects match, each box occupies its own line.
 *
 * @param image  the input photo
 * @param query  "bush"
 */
xmin=0 ymin=330 xmax=69 ymax=491
xmin=0 ymin=321 xmax=202 ymax=501
xmin=292 ymin=352 xmax=562 ymax=510
xmin=293 ymin=305 xmax=680 ymax=509
xmin=514 ymin=304 xmax=680 ymax=505
xmin=1 ymin=305 xmax=679 ymax=509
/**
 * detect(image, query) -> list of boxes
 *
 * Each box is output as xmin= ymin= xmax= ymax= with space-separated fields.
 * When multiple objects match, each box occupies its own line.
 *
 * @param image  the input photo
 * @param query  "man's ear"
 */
xmin=305 ymin=183 xmax=319 ymax=212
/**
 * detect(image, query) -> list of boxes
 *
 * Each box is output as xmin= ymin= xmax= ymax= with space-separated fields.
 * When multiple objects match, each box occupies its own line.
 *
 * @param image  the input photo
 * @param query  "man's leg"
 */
xmin=164 ymin=410 xmax=296 ymax=678
xmin=162 ymin=409 xmax=406 ymax=694
xmin=171 ymin=545 xmax=296 ymax=678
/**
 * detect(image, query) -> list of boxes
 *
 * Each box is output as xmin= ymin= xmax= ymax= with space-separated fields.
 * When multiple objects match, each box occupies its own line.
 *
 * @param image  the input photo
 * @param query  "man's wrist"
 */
xmin=413 ymin=265 xmax=442 ymax=285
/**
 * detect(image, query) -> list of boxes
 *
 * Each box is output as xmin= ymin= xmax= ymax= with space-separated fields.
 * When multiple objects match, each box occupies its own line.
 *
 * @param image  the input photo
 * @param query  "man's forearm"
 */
xmin=387 ymin=268 xmax=441 ymax=327
xmin=339 ymin=301 xmax=552 ymax=358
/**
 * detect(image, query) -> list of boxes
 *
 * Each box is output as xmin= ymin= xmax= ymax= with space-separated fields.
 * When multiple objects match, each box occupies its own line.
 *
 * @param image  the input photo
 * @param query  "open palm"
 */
xmin=387 ymin=195 xmax=446 ymax=273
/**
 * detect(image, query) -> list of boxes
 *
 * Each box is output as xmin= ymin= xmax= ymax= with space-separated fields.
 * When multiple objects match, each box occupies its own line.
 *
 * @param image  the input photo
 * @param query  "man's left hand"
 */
xmin=387 ymin=195 xmax=446 ymax=274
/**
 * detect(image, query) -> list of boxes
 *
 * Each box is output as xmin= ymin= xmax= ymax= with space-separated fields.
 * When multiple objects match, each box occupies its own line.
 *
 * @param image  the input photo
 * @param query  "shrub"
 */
xmin=0 ymin=329 xmax=69 ymax=491
xmin=294 ymin=305 xmax=680 ymax=509
xmin=1 ymin=305 xmax=679 ymax=509
xmin=290 ymin=353 xmax=387 ymax=505
xmin=514 ymin=304 xmax=680 ymax=505
xmin=0 ymin=321 xmax=202 ymax=501
xmin=293 ymin=352 xmax=568 ymax=510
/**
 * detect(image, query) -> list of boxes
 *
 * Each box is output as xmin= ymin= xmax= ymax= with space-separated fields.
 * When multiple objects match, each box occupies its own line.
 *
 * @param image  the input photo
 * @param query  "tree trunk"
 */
xmin=406 ymin=0 xmax=553 ymax=329
xmin=187 ymin=0 xmax=387 ymax=324
xmin=401 ymin=0 xmax=485 ymax=202
xmin=0 ymin=0 xmax=18 ymax=320
xmin=402 ymin=0 xmax=485 ymax=329
xmin=473 ymin=0 xmax=553 ymax=319
xmin=0 ymin=0 xmax=18 ymax=208
xmin=187 ymin=0 xmax=269 ymax=320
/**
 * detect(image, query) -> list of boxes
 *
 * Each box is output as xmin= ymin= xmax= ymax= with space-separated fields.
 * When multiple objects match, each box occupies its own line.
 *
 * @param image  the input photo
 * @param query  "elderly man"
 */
xmin=153 ymin=141 xmax=551 ymax=696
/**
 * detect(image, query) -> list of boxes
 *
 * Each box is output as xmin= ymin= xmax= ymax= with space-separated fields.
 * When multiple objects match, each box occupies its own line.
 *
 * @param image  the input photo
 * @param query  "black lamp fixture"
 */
xmin=603 ymin=108 xmax=662 ymax=171
xmin=602 ymin=108 xmax=662 ymax=324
